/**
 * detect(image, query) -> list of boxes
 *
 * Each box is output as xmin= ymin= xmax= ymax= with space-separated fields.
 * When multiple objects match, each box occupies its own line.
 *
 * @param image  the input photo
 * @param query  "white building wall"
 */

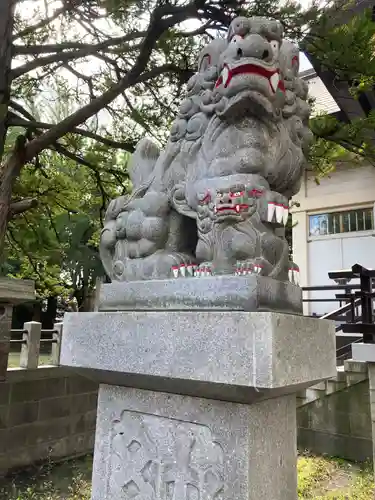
xmin=292 ymin=164 xmax=375 ymax=315
xmin=307 ymin=76 xmax=340 ymax=116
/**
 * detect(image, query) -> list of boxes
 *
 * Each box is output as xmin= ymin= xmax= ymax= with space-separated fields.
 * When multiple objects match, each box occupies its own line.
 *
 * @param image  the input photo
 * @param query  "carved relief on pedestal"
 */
xmin=107 ymin=410 xmax=225 ymax=500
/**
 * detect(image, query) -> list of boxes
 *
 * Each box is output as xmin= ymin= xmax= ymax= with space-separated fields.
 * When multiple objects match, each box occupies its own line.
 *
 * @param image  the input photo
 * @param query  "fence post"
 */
xmin=20 ymin=321 xmax=41 ymax=369
xmin=51 ymin=323 xmax=63 ymax=366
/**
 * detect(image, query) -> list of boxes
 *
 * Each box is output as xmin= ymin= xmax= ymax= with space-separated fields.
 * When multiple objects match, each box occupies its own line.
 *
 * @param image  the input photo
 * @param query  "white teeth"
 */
xmin=267 ymin=201 xmax=289 ymax=225
xmin=293 ymin=269 xmax=300 ymax=285
xmin=187 ymin=264 xmax=194 ymax=276
xmin=283 ymin=205 xmax=289 ymax=225
xmin=172 ymin=266 xmax=179 ymax=278
xmin=270 ymin=72 xmax=279 ymax=93
xmin=267 ymin=202 xmax=276 ymax=222
xmin=221 ymin=66 xmax=229 ymax=86
xmin=179 ymin=264 xmax=186 ymax=277
xmin=235 ymin=204 xmax=240 ymax=213
xmin=289 ymin=267 xmax=300 ymax=285
xmin=275 ymin=204 xmax=283 ymax=224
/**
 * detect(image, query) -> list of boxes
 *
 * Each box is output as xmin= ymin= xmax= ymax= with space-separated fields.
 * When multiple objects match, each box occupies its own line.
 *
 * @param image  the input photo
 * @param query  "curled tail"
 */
xmin=129 ymin=137 xmax=160 ymax=189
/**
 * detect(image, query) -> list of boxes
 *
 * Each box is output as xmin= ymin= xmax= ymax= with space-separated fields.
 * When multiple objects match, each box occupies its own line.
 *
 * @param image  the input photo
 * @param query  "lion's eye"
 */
xmin=270 ymin=40 xmax=279 ymax=58
xmin=230 ymin=34 xmax=243 ymax=44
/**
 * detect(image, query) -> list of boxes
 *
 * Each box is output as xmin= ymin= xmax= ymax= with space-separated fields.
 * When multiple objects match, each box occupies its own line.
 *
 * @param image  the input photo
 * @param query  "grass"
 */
xmin=0 ymin=456 xmax=92 ymax=500
xmin=7 ymin=352 xmax=53 ymax=369
xmin=0 ymin=454 xmax=373 ymax=499
xmin=297 ymin=454 xmax=374 ymax=499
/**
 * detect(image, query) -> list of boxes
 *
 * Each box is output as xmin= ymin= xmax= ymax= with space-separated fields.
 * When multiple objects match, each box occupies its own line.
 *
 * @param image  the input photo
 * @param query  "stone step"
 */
xmin=329 ymin=367 xmax=346 ymax=383
xmin=326 ymin=379 xmax=347 ymax=395
xmin=346 ymin=372 xmax=368 ymax=386
xmin=344 ymin=359 xmax=368 ymax=374
xmin=309 ymin=381 xmax=326 ymax=391
xmin=304 ymin=388 xmax=327 ymax=403
xmin=296 ymin=360 xmax=370 ymax=408
xmin=296 ymin=397 xmax=307 ymax=408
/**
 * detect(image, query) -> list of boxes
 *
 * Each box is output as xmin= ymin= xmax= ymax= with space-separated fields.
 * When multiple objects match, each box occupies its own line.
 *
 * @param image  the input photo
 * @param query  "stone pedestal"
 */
xmin=60 ymin=278 xmax=336 ymax=499
xmin=93 ymin=387 xmax=297 ymax=500
xmin=0 ymin=278 xmax=35 ymax=380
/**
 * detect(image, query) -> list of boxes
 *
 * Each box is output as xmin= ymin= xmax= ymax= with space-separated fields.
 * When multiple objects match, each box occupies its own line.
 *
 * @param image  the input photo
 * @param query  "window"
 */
xmin=309 ymin=208 xmax=373 ymax=237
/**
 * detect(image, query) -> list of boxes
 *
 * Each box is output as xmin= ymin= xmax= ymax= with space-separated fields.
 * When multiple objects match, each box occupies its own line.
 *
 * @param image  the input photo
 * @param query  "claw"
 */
xmin=244 ymin=263 xmax=252 ymax=275
xmin=179 ymin=264 xmax=186 ymax=277
xmin=254 ymin=264 xmax=263 ymax=274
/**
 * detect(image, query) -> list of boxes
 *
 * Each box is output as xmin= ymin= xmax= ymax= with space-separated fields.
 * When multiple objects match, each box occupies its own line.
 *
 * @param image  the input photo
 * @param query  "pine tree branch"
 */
xmin=7 ymin=113 xmax=136 ymax=152
xmin=9 ymin=100 xmax=35 ymax=121
xmin=8 ymin=198 xmax=38 ymax=218
xmin=23 ymin=63 xmax=179 ymax=161
xmin=13 ymin=31 xmax=145 ymax=55
xmin=13 ymin=1 xmax=84 ymax=41
xmin=52 ymin=143 xmax=108 ymax=224
xmin=5 ymin=0 xmax=205 ymax=172
xmin=12 ymin=47 xmax=105 ymax=79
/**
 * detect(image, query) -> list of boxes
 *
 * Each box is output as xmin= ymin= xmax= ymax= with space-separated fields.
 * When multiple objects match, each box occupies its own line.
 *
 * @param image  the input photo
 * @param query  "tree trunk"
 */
xmin=41 ymin=296 xmax=57 ymax=329
xmin=0 ymin=0 xmax=17 ymax=255
xmin=0 ymin=0 xmax=13 ymax=162
xmin=0 ymin=141 xmax=26 ymax=256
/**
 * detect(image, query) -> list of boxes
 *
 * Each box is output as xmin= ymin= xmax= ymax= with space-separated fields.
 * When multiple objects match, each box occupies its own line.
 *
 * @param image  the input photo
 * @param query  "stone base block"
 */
xmin=61 ymin=311 xmax=336 ymax=404
xmin=92 ymin=385 xmax=297 ymax=500
xmin=97 ymin=275 xmax=302 ymax=314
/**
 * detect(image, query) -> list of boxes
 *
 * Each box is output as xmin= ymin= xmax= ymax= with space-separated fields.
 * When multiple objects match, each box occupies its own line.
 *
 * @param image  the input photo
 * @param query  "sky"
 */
xmin=20 ymin=0 xmax=315 ymax=72
xmin=16 ymin=0 xmax=317 ymax=128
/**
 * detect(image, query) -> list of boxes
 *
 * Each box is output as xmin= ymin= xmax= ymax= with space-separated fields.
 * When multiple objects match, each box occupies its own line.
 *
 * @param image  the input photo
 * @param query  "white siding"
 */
xmin=307 ymin=76 xmax=340 ymax=116
xmin=308 ymin=234 xmax=375 ymax=315
xmin=305 ymin=165 xmax=375 ymax=201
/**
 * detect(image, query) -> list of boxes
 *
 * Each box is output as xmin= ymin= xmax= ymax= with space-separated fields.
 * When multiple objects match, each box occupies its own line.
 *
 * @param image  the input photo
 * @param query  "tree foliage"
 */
xmin=0 ymin=0 xmax=321 ymax=304
xmin=305 ymin=5 xmax=375 ymax=173
xmin=2 ymin=0 xmax=374 ymax=305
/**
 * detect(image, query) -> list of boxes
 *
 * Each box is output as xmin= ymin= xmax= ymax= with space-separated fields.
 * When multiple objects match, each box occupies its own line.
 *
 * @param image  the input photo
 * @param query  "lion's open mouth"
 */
xmin=214 ymin=203 xmax=249 ymax=215
xmin=215 ymin=63 xmax=285 ymax=94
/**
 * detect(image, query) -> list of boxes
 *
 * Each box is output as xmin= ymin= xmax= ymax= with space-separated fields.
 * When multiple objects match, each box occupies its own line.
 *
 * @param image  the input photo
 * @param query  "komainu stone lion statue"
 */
xmin=100 ymin=16 xmax=312 ymax=283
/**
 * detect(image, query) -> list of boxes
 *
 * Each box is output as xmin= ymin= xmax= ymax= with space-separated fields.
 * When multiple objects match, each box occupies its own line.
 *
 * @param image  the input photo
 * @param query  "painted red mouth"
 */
xmin=215 ymin=204 xmax=249 ymax=214
xmin=215 ymin=63 xmax=285 ymax=94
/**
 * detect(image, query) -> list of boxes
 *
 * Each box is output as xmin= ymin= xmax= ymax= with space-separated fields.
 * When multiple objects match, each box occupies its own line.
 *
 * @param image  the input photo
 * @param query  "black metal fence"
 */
xmin=302 ymin=264 xmax=375 ymax=363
